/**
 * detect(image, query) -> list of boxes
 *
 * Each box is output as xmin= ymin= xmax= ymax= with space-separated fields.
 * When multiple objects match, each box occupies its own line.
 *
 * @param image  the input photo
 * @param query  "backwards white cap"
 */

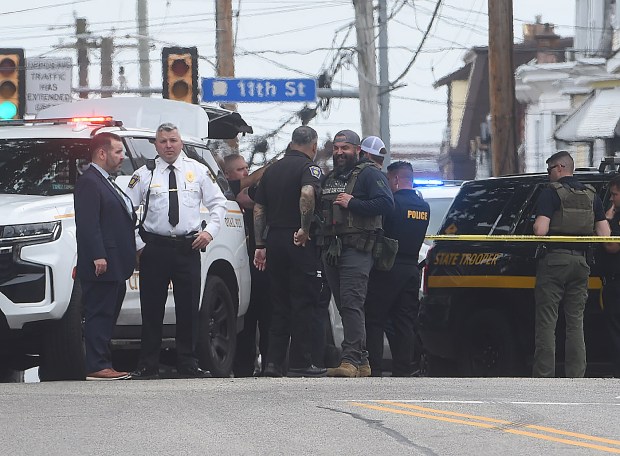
xmin=361 ymin=136 xmax=387 ymax=157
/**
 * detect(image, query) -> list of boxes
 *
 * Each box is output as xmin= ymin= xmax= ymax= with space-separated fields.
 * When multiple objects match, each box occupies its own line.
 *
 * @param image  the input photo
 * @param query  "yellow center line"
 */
xmin=378 ymin=401 xmax=620 ymax=447
xmin=349 ymin=402 xmax=620 ymax=454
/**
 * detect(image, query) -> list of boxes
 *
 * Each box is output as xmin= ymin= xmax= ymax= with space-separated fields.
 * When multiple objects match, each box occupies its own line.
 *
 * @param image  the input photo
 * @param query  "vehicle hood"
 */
xmin=0 ymin=194 xmax=74 ymax=224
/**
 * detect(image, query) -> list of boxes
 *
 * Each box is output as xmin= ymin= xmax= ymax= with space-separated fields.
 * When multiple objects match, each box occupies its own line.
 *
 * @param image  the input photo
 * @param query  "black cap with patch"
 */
xmin=333 ymin=129 xmax=361 ymax=146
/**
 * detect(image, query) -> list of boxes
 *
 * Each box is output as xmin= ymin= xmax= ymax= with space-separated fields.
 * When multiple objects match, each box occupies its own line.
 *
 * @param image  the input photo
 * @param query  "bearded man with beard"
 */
xmin=318 ymin=130 xmax=394 ymax=377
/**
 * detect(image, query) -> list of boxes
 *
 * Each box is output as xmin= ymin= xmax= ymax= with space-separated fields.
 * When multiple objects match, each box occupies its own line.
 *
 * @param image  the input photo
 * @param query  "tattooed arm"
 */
xmin=253 ymin=202 xmax=267 ymax=270
xmin=294 ymin=184 xmax=315 ymax=247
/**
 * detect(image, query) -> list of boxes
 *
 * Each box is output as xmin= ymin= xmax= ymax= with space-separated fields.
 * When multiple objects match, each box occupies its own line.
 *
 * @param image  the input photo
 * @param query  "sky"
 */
xmin=0 ymin=0 xmax=576 ymax=159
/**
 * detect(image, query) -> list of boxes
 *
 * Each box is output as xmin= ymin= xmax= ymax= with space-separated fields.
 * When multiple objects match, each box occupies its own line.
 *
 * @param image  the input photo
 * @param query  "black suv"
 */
xmin=419 ymin=159 xmax=619 ymax=377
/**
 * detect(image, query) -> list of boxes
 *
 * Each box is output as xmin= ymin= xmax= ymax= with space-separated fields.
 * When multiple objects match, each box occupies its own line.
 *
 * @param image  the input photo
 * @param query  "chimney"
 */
xmin=523 ymin=16 xmax=562 ymax=64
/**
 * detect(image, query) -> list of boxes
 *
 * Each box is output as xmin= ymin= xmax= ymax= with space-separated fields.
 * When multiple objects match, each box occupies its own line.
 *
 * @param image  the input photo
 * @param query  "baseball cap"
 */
xmin=361 ymin=136 xmax=387 ymax=157
xmin=333 ymin=129 xmax=361 ymax=146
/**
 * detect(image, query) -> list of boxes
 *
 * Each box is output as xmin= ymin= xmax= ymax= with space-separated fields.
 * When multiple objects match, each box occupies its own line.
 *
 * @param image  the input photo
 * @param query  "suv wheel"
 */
xmin=197 ymin=276 xmax=236 ymax=377
xmin=458 ymin=309 xmax=519 ymax=377
xmin=39 ymin=281 xmax=86 ymax=381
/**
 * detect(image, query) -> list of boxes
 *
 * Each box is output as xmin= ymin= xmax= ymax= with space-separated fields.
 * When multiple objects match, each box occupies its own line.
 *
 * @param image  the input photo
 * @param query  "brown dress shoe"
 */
xmin=86 ymin=368 xmax=130 ymax=381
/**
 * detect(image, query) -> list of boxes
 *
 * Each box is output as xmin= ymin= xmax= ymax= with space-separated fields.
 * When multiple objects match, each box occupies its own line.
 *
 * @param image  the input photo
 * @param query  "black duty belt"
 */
xmin=140 ymin=230 xmax=196 ymax=248
xmin=547 ymin=248 xmax=586 ymax=256
xmin=604 ymin=274 xmax=620 ymax=282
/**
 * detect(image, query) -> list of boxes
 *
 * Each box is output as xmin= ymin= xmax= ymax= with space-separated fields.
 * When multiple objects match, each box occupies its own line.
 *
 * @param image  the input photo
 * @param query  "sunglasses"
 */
xmin=547 ymin=164 xmax=564 ymax=173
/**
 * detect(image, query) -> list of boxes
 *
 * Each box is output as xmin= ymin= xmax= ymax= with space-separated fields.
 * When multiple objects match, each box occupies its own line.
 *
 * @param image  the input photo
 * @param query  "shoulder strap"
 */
xmin=344 ymin=162 xmax=374 ymax=194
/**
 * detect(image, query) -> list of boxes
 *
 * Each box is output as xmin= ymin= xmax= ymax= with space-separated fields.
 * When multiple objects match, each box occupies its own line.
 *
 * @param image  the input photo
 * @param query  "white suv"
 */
xmin=0 ymin=101 xmax=250 ymax=381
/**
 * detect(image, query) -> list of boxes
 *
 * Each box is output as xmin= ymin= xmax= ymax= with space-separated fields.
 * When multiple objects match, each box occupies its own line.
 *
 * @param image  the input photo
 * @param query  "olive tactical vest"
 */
xmin=320 ymin=162 xmax=383 ymax=237
xmin=548 ymin=181 xmax=596 ymax=235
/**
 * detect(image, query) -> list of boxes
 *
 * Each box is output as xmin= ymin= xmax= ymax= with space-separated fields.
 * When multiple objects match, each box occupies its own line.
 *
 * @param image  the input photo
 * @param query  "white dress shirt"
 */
xmin=125 ymin=153 xmax=227 ymax=250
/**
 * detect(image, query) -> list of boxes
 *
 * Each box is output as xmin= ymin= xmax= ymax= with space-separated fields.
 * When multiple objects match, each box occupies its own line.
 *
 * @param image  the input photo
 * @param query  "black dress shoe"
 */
xmin=287 ymin=365 xmax=327 ymax=378
xmin=130 ymin=366 xmax=160 ymax=380
xmin=177 ymin=366 xmax=212 ymax=378
xmin=262 ymin=363 xmax=283 ymax=378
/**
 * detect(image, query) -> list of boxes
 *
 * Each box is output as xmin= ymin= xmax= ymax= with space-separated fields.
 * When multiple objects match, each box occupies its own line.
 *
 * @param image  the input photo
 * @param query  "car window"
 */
xmin=0 ymin=138 xmax=90 ymax=196
xmin=440 ymin=182 xmax=530 ymax=235
xmin=426 ymin=197 xmax=454 ymax=235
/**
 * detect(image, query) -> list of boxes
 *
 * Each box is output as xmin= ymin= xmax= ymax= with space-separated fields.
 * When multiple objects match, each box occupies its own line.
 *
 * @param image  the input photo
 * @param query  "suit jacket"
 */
xmin=75 ymin=165 xmax=137 ymax=282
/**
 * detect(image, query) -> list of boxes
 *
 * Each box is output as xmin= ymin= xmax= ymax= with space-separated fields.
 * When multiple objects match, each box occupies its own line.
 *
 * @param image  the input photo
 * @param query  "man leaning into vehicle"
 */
xmin=532 ymin=150 xmax=609 ymax=378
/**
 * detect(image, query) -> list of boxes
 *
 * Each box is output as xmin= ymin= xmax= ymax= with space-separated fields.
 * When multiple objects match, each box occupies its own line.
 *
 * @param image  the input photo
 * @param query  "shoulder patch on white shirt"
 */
xmin=309 ymin=166 xmax=322 ymax=179
xmin=128 ymin=173 xmax=140 ymax=188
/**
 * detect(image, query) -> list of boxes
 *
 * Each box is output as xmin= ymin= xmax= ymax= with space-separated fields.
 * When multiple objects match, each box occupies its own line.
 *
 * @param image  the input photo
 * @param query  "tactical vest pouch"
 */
xmin=372 ymin=230 xmax=399 ymax=271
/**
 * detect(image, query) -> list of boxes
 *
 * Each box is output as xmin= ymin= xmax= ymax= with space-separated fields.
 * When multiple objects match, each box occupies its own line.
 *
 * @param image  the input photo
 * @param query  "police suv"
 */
xmin=0 ymin=98 xmax=250 ymax=381
xmin=419 ymin=159 xmax=619 ymax=377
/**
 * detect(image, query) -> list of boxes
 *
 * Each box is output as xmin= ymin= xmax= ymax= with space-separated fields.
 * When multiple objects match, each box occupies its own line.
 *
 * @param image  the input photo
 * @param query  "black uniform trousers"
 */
xmin=364 ymin=259 xmax=420 ymax=376
xmin=602 ymin=277 xmax=620 ymax=376
xmin=233 ymin=263 xmax=271 ymax=377
xmin=138 ymin=242 xmax=201 ymax=370
xmin=265 ymin=227 xmax=321 ymax=369
xmin=82 ymin=280 xmax=126 ymax=374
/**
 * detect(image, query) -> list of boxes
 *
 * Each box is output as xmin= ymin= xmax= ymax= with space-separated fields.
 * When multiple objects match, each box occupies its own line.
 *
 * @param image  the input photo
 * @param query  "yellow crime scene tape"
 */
xmin=425 ymin=234 xmax=620 ymax=243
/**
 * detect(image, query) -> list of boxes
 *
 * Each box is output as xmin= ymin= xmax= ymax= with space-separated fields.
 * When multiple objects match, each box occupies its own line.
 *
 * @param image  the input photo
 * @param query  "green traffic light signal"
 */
xmin=0 ymin=100 xmax=17 ymax=119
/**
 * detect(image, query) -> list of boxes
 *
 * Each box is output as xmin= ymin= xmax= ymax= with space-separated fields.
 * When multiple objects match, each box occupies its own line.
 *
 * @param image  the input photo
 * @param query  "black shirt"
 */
xmin=254 ymin=149 xmax=322 ymax=228
xmin=604 ymin=211 xmax=620 ymax=274
xmin=330 ymin=158 xmax=393 ymax=217
xmin=384 ymin=189 xmax=430 ymax=260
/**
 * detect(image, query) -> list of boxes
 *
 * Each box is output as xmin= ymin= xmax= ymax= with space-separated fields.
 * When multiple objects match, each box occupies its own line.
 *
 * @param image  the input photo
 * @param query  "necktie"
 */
xmin=108 ymin=176 xmax=132 ymax=214
xmin=168 ymin=165 xmax=179 ymax=226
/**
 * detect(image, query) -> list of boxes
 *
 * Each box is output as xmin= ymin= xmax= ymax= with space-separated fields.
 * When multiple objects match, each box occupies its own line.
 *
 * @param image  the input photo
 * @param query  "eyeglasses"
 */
xmin=547 ymin=164 xmax=564 ymax=173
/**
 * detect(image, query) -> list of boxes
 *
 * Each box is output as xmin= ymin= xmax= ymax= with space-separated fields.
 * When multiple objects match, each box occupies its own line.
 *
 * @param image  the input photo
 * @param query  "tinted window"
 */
xmin=441 ymin=182 xmax=531 ymax=235
xmin=0 ymin=138 xmax=91 ymax=196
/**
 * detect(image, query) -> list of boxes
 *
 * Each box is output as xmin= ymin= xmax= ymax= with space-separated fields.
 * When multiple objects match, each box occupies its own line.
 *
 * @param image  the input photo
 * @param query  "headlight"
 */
xmin=1 ymin=221 xmax=61 ymax=243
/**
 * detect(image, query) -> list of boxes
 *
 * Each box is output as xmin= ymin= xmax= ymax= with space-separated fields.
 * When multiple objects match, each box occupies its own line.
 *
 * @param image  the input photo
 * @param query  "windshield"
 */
xmin=0 ymin=138 xmax=91 ymax=196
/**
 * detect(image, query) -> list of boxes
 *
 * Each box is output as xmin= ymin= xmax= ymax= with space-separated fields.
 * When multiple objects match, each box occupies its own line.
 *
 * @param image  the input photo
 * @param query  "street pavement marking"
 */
xmin=349 ymin=401 xmax=620 ymax=454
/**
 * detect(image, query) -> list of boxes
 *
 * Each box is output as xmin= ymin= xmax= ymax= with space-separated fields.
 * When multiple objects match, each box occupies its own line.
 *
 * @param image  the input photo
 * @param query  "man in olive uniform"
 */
xmin=364 ymin=160 xmax=429 ymax=377
xmin=602 ymin=174 xmax=620 ymax=377
xmin=253 ymin=126 xmax=326 ymax=378
xmin=319 ymin=130 xmax=394 ymax=377
xmin=533 ymin=150 xmax=609 ymax=378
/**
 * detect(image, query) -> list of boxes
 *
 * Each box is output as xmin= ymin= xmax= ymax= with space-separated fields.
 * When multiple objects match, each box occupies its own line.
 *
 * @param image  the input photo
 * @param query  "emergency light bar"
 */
xmin=0 ymin=116 xmax=123 ymax=127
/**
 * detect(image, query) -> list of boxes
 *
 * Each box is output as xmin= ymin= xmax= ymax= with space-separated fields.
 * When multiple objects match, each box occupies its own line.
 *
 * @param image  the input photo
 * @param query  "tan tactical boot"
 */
xmin=357 ymin=361 xmax=371 ymax=378
xmin=327 ymin=362 xmax=358 ymax=378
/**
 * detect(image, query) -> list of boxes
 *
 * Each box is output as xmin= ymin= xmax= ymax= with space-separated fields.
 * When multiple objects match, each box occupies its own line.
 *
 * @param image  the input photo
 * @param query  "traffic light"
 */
xmin=0 ymin=49 xmax=25 ymax=119
xmin=162 ymin=46 xmax=198 ymax=104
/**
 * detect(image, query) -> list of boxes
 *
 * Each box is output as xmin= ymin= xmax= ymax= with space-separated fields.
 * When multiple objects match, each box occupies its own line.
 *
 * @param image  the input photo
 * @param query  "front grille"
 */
xmin=0 ymin=250 xmax=46 ymax=303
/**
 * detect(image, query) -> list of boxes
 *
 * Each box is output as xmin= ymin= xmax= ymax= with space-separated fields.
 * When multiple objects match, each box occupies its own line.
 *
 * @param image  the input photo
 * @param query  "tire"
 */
xmin=197 ymin=276 xmax=236 ymax=378
xmin=39 ymin=281 xmax=85 ymax=381
xmin=457 ymin=309 xmax=520 ymax=377
xmin=0 ymin=367 xmax=24 ymax=383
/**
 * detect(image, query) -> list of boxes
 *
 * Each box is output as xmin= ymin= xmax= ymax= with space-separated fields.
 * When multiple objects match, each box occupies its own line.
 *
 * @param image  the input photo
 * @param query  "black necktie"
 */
xmin=108 ymin=176 xmax=131 ymax=214
xmin=168 ymin=165 xmax=179 ymax=226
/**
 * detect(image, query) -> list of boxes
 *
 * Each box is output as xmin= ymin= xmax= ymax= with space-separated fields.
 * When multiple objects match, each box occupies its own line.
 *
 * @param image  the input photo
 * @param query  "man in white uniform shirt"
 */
xmin=125 ymin=123 xmax=227 ymax=379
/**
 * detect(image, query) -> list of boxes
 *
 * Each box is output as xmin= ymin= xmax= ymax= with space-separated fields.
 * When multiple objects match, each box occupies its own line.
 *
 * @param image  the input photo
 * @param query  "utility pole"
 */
xmin=378 ymin=0 xmax=390 ymax=167
xmin=100 ymin=37 xmax=114 ymax=98
xmin=215 ymin=0 xmax=238 ymax=151
xmin=353 ymin=0 xmax=379 ymax=138
xmin=76 ymin=18 xmax=90 ymax=99
xmin=488 ymin=0 xmax=517 ymax=176
xmin=136 ymin=0 xmax=151 ymax=97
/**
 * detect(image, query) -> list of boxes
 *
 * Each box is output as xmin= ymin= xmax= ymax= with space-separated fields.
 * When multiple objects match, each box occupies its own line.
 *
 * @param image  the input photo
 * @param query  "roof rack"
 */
xmin=0 ymin=116 xmax=123 ymax=128
xmin=598 ymin=156 xmax=620 ymax=173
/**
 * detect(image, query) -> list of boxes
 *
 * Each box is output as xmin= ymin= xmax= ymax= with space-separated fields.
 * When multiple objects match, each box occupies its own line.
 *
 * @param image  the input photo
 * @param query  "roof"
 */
xmin=554 ymin=88 xmax=620 ymax=142
xmin=36 ymin=98 xmax=253 ymax=140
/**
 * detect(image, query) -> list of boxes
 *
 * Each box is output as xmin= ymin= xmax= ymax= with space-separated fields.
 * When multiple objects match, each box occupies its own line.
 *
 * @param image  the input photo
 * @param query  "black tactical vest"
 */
xmin=320 ymin=162 xmax=383 ymax=238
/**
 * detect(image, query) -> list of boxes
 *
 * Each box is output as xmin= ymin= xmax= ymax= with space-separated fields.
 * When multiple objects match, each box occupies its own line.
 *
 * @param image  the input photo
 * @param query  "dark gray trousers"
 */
xmin=323 ymin=246 xmax=374 ymax=366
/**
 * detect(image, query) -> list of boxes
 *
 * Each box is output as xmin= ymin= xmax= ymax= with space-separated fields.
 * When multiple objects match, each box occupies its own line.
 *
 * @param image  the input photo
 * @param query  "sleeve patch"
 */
xmin=128 ymin=174 xmax=140 ymax=188
xmin=309 ymin=166 xmax=322 ymax=179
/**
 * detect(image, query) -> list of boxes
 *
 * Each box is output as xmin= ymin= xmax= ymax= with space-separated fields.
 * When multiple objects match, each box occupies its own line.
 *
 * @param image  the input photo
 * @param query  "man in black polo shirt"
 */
xmin=533 ymin=150 xmax=609 ymax=378
xmin=253 ymin=126 xmax=326 ymax=377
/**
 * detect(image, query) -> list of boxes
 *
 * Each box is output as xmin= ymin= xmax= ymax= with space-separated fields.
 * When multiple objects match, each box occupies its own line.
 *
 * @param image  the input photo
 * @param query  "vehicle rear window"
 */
xmin=440 ymin=182 xmax=530 ymax=235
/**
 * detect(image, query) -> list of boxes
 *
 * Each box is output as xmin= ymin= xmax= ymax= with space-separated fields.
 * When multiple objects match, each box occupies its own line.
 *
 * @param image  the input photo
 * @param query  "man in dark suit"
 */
xmin=75 ymin=132 xmax=137 ymax=380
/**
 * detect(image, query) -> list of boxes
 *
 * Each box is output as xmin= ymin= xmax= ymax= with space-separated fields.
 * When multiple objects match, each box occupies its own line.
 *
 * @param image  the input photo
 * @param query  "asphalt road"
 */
xmin=1 ymin=377 xmax=619 ymax=455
